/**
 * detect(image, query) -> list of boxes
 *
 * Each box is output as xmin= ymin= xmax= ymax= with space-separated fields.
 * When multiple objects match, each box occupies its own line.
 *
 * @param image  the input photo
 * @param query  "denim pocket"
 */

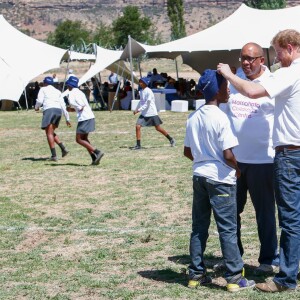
xmin=207 ymin=179 xmax=236 ymax=209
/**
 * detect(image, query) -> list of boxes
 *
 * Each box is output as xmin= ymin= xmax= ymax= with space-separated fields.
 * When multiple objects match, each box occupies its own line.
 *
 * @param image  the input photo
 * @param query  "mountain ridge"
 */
xmin=1 ymin=0 xmax=246 ymax=42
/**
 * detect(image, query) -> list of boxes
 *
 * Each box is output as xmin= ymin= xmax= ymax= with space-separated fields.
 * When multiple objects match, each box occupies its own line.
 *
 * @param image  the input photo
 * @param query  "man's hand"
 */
xmin=66 ymin=121 xmax=71 ymax=128
xmin=133 ymin=110 xmax=139 ymax=115
xmin=217 ymin=63 xmax=233 ymax=79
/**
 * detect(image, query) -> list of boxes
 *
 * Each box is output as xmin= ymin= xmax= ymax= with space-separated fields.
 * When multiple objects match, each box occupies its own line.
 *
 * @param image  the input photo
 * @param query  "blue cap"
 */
xmin=198 ymin=69 xmax=224 ymax=102
xmin=43 ymin=76 xmax=53 ymax=85
xmin=66 ymin=76 xmax=79 ymax=88
xmin=139 ymin=78 xmax=148 ymax=86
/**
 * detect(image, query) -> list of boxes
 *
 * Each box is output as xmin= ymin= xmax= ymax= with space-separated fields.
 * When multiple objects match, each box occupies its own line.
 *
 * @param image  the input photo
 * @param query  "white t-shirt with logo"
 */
xmin=221 ymin=67 xmax=275 ymax=163
xmin=184 ymin=105 xmax=238 ymax=185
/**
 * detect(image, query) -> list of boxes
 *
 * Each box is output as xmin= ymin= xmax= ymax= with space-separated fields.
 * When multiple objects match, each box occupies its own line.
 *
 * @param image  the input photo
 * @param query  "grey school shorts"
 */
xmin=41 ymin=108 xmax=62 ymax=129
xmin=76 ymin=118 xmax=95 ymax=134
xmin=136 ymin=115 xmax=163 ymax=127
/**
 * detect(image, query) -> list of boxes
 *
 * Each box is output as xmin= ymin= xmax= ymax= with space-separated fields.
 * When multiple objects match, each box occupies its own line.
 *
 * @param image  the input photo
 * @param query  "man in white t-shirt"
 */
xmin=218 ymin=29 xmax=300 ymax=293
xmin=221 ymin=43 xmax=279 ymax=275
xmin=184 ymin=69 xmax=255 ymax=292
xmin=108 ymin=72 xmax=118 ymax=85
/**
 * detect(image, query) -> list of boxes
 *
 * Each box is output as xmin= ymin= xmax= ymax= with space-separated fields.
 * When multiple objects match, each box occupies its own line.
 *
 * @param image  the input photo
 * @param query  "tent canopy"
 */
xmin=0 ymin=15 xmax=97 ymax=102
xmin=122 ymin=4 xmax=300 ymax=73
xmin=79 ymin=45 xmax=138 ymax=86
xmin=0 ymin=15 xmax=68 ymax=101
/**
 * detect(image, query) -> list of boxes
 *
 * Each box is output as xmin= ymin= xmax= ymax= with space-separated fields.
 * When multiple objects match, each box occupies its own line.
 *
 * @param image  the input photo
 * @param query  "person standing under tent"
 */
xmin=108 ymin=72 xmax=118 ymax=85
xmin=91 ymin=77 xmax=107 ymax=110
xmin=65 ymin=76 xmax=104 ymax=165
xmin=184 ymin=69 xmax=255 ymax=292
xmin=218 ymin=29 xmax=300 ymax=293
xmin=67 ymin=69 xmax=75 ymax=80
xmin=132 ymin=78 xmax=175 ymax=150
xmin=35 ymin=76 xmax=70 ymax=162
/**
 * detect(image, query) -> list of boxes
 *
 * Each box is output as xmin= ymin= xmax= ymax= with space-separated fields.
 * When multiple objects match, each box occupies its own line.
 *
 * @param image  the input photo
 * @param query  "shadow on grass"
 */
xmin=137 ymin=269 xmax=224 ymax=290
xmin=22 ymin=157 xmax=87 ymax=167
xmin=168 ymin=255 xmax=260 ymax=283
xmin=168 ymin=254 xmax=224 ymax=268
xmin=127 ymin=146 xmax=161 ymax=150
xmin=138 ymin=269 xmax=187 ymax=286
xmin=168 ymin=254 xmax=190 ymax=265
xmin=48 ymin=163 xmax=89 ymax=167
xmin=22 ymin=157 xmax=48 ymax=161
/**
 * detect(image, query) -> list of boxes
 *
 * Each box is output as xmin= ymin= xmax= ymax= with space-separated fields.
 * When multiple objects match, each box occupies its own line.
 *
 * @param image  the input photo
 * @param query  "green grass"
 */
xmin=0 ymin=109 xmax=299 ymax=299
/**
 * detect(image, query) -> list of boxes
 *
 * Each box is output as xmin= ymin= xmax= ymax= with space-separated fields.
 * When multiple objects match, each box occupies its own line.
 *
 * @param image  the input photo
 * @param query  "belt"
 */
xmin=275 ymin=145 xmax=300 ymax=152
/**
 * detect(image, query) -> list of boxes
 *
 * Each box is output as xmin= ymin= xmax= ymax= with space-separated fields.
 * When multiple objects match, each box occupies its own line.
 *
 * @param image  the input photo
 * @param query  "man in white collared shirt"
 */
xmin=220 ymin=43 xmax=279 ymax=276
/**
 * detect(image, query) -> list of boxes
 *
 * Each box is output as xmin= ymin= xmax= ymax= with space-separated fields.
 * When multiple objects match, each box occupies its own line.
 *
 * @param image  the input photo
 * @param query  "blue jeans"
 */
xmin=273 ymin=149 xmax=300 ymax=289
xmin=236 ymin=163 xmax=279 ymax=265
xmin=189 ymin=175 xmax=244 ymax=282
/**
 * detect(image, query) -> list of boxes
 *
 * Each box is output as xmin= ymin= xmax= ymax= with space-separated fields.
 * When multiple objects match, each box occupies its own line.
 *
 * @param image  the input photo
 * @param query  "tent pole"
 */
xmin=110 ymin=63 xmax=125 ymax=112
xmin=128 ymin=35 xmax=135 ymax=100
xmin=62 ymin=49 xmax=71 ymax=92
xmin=17 ymin=101 xmax=22 ymax=111
xmin=24 ymin=86 xmax=29 ymax=110
xmin=138 ymin=58 xmax=142 ymax=78
xmin=174 ymin=58 xmax=179 ymax=80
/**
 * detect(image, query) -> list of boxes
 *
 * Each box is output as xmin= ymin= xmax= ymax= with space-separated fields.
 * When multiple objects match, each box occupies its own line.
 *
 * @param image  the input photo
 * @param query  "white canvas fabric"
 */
xmin=0 ymin=15 xmax=67 ymax=102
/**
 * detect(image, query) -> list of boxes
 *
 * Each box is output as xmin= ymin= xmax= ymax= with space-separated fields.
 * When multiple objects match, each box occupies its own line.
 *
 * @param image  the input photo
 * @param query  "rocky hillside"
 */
xmin=1 ymin=1 xmax=299 ymax=42
xmin=0 ymin=0 xmax=246 ymax=42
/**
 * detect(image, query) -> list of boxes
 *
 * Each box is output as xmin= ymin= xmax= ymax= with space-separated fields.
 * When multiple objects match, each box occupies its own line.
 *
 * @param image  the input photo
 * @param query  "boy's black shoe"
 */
xmin=92 ymin=151 xmax=104 ymax=165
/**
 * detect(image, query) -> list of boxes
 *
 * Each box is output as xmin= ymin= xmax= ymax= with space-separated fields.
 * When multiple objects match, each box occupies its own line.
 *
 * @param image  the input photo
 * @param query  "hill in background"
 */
xmin=1 ymin=1 xmax=299 ymax=43
xmin=0 ymin=0 xmax=247 ymax=42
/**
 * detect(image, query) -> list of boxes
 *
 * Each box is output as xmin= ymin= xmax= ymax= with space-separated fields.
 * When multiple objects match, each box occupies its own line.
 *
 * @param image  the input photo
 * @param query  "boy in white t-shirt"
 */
xmin=132 ymin=78 xmax=175 ymax=150
xmin=184 ymin=69 xmax=255 ymax=292
xmin=65 ymin=76 xmax=104 ymax=166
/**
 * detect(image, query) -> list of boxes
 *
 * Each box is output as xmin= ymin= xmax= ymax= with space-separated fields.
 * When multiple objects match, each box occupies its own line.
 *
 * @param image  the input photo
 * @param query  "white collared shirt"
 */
xmin=35 ymin=85 xmax=69 ymax=121
xmin=222 ymin=67 xmax=275 ymax=163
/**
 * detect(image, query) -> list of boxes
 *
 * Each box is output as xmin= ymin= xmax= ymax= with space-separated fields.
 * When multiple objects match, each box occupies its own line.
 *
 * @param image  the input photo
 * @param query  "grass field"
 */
xmin=0 ymin=109 xmax=299 ymax=300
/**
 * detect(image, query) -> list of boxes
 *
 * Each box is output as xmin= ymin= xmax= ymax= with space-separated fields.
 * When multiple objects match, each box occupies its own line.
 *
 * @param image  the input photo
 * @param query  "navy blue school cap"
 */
xmin=198 ymin=69 xmax=224 ymax=102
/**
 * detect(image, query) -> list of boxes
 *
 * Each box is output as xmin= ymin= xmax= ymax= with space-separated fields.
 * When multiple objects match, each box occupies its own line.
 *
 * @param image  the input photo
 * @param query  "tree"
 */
xmin=92 ymin=22 xmax=114 ymax=49
xmin=244 ymin=0 xmax=286 ymax=9
xmin=167 ymin=0 xmax=186 ymax=40
xmin=112 ymin=6 xmax=158 ymax=48
xmin=47 ymin=20 xmax=91 ymax=50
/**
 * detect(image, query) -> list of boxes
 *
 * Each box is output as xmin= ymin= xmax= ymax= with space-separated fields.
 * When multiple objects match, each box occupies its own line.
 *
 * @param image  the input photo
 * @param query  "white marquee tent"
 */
xmin=0 ymin=15 xmax=97 ymax=105
xmin=0 ymin=15 xmax=68 ymax=102
xmin=122 ymin=4 xmax=300 ymax=73
xmin=2 ymin=3 xmax=300 ymax=105
xmin=78 ymin=45 xmax=137 ymax=86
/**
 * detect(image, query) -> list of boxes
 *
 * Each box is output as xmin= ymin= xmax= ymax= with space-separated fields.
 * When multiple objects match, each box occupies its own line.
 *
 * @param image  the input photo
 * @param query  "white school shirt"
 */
xmin=222 ymin=67 xmax=275 ymax=163
xmin=137 ymin=87 xmax=158 ymax=117
xmin=68 ymin=88 xmax=95 ymax=122
xmin=184 ymin=105 xmax=238 ymax=185
xmin=260 ymin=58 xmax=300 ymax=147
xmin=35 ymin=85 xmax=69 ymax=121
